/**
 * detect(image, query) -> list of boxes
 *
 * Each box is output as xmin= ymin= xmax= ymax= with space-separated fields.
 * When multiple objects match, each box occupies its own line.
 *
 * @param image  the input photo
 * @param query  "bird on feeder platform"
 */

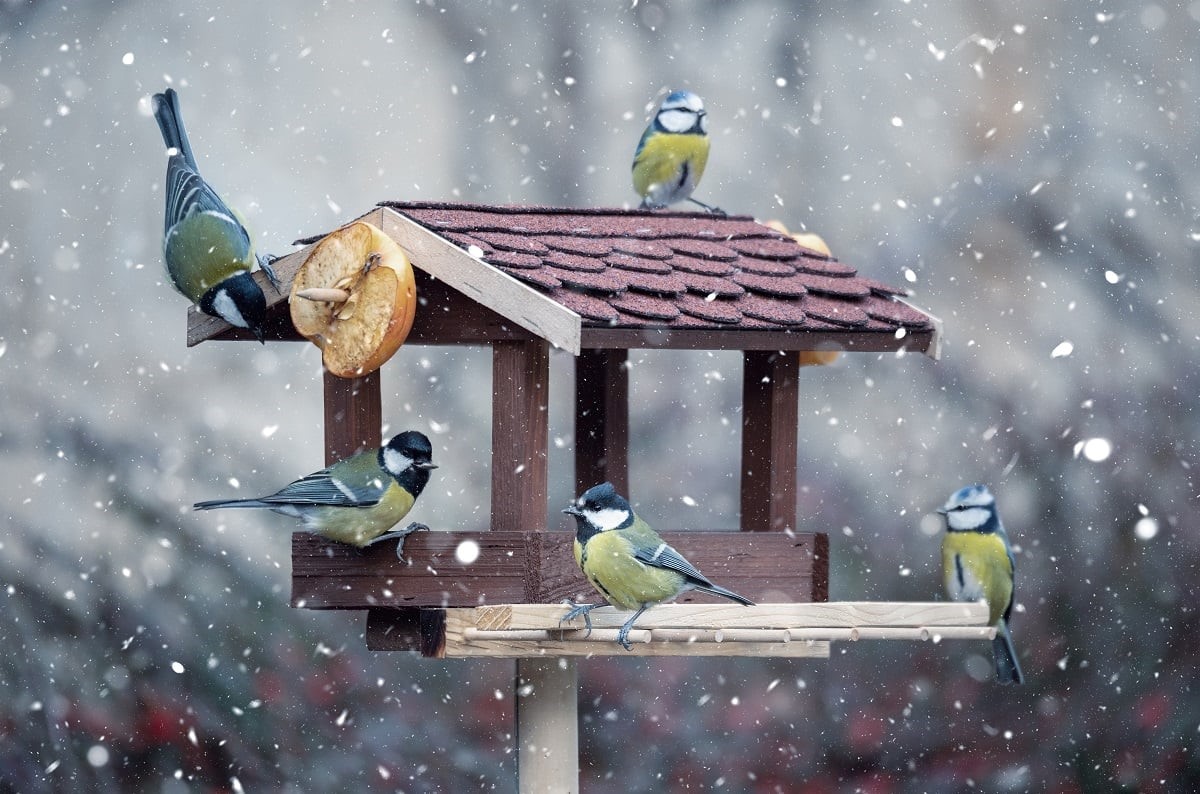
xmin=194 ymin=431 xmax=437 ymax=559
xmin=632 ymin=90 xmax=721 ymax=213
xmin=561 ymin=482 xmax=753 ymax=650
xmin=939 ymin=484 xmax=1026 ymax=684
xmin=151 ymin=87 xmax=280 ymax=342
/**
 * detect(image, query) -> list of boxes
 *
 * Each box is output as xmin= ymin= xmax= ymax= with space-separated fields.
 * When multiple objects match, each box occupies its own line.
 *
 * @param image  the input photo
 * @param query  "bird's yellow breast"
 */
xmin=575 ymin=530 xmax=683 ymax=611
xmin=632 ymin=133 xmax=710 ymax=201
xmin=942 ymin=531 xmax=1013 ymax=626
xmin=306 ymin=482 xmax=416 ymax=547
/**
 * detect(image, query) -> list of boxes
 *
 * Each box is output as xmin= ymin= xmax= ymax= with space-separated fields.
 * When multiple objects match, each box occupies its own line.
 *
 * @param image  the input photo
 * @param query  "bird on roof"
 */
xmin=939 ymin=484 xmax=1026 ymax=684
xmin=632 ymin=90 xmax=721 ymax=213
xmin=194 ymin=431 xmax=437 ymax=559
xmin=152 ymin=87 xmax=280 ymax=342
xmin=561 ymin=482 xmax=753 ymax=649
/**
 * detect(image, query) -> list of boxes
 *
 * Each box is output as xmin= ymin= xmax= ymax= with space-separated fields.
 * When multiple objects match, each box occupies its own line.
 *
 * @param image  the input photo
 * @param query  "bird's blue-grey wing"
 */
xmin=632 ymin=124 xmax=655 ymax=165
xmin=633 ymin=542 xmax=715 ymax=587
xmin=257 ymin=468 xmax=384 ymax=507
xmin=164 ymin=159 xmax=245 ymax=238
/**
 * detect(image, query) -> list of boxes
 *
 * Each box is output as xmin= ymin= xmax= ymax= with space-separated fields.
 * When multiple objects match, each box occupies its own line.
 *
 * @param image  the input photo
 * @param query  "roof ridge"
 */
xmin=377 ymin=200 xmax=755 ymax=222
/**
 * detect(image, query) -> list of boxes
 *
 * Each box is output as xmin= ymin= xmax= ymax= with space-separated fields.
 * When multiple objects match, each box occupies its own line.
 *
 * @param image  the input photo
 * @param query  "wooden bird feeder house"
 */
xmin=189 ymin=202 xmax=987 ymax=791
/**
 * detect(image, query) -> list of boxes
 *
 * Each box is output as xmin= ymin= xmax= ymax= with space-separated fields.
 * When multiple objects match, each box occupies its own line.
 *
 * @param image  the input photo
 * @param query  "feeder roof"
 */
xmin=188 ymin=202 xmax=940 ymax=356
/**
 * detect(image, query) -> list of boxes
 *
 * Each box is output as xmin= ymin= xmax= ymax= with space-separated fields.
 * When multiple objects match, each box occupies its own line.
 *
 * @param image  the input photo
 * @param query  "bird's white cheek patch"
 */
xmin=382 ymin=448 xmax=413 ymax=477
xmin=586 ymin=507 xmax=630 ymax=531
xmin=948 ymin=507 xmax=990 ymax=531
xmin=212 ymin=289 xmax=249 ymax=329
xmin=657 ymin=108 xmax=696 ymax=133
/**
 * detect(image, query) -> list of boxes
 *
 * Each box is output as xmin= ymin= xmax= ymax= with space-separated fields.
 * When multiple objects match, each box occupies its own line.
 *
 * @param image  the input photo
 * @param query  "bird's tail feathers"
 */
xmin=152 ymin=88 xmax=197 ymax=170
xmin=698 ymin=583 xmax=754 ymax=606
xmin=993 ymin=618 xmax=1025 ymax=684
xmin=193 ymin=498 xmax=273 ymax=511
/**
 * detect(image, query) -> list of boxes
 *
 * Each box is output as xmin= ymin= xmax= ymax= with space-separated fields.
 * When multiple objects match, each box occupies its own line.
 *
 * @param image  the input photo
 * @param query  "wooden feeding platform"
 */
xmin=188 ymin=201 xmax=950 ymax=791
xmin=407 ymin=602 xmax=992 ymax=658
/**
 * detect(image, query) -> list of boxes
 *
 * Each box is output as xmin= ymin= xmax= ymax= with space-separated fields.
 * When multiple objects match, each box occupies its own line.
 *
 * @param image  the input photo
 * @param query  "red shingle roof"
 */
xmin=380 ymin=201 xmax=932 ymax=335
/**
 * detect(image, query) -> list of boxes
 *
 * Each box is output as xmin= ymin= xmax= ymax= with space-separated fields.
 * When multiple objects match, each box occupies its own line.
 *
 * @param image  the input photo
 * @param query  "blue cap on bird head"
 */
xmin=939 ymin=484 xmax=998 ymax=531
xmin=661 ymin=90 xmax=704 ymax=114
xmin=945 ymin=484 xmax=993 ymax=509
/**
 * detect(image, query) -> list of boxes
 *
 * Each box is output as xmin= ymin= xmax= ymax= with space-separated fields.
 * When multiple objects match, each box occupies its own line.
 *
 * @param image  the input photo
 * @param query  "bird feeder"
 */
xmin=188 ymin=202 xmax=986 ymax=792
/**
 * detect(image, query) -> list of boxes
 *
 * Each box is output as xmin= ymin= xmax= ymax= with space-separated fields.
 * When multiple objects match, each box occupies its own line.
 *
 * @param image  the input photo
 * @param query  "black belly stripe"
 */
xmin=677 ymin=161 xmax=690 ymax=190
xmin=954 ymin=554 xmax=965 ymax=589
xmin=579 ymin=542 xmax=614 ymax=601
xmin=592 ymin=577 xmax=615 ymax=602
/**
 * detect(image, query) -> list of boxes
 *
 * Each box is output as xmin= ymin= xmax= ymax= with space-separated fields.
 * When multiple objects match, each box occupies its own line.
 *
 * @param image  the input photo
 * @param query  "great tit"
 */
xmin=632 ymin=89 xmax=720 ymax=213
xmin=194 ymin=431 xmax=437 ymax=558
xmin=561 ymin=482 xmax=753 ymax=650
xmin=939 ymin=484 xmax=1026 ymax=684
xmin=152 ymin=87 xmax=280 ymax=342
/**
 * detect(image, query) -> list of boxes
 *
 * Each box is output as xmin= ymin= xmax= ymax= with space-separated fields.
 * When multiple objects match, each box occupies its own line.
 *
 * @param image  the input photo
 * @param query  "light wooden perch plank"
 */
xmin=475 ymin=601 xmax=991 ymax=631
xmin=443 ymin=610 xmax=831 ymax=658
xmin=431 ymin=601 xmax=992 ymax=658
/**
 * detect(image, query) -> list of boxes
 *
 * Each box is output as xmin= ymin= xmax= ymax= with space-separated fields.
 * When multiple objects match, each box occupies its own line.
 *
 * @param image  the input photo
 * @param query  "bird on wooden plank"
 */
xmin=194 ymin=431 xmax=436 ymax=559
xmin=632 ymin=89 xmax=721 ymax=213
xmin=561 ymin=482 xmax=752 ymax=650
xmin=152 ymin=87 xmax=280 ymax=341
xmin=939 ymin=484 xmax=1026 ymax=684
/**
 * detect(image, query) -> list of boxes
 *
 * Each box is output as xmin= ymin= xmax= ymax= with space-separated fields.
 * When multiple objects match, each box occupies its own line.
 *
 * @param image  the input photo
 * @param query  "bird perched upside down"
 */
xmin=632 ymin=89 xmax=721 ymax=213
xmin=561 ymin=482 xmax=753 ymax=649
xmin=152 ymin=87 xmax=280 ymax=341
xmin=939 ymin=484 xmax=1026 ymax=684
xmin=194 ymin=431 xmax=437 ymax=559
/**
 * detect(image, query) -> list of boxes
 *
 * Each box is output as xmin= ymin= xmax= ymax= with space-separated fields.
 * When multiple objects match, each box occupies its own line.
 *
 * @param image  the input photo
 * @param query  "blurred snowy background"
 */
xmin=2 ymin=0 xmax=1198 ymax=790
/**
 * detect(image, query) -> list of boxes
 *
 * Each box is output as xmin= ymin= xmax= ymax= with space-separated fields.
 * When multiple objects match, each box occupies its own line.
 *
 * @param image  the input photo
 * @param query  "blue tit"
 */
xmin=195 ymin=431 xmax=437 ymax=558
xmin=152 ymin=88 xmax=280 ymax=342
xmin=939 ymin=484 xmax=1026 ymax=684
xmin=632 ymin=89 xmax=721 ymax=213
xmin=561 ymin=482 xmax=753 ymax=650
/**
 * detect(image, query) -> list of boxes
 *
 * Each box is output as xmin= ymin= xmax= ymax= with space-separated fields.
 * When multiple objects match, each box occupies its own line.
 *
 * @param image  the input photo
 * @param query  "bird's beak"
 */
xmin=562 ymin=505 xmax=582 ymax=516
xmin=417 ymin=462 xmax=439 ymax=470
xmin=935 ymin=507 xmax=948 ymax=516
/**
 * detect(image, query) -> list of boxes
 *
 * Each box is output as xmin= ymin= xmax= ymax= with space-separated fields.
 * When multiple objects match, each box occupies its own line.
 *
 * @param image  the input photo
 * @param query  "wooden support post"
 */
xmin=322 ymin=369 xmax=382 ymax=465
xmin=740 ymin=351 xmax=799 ymax=533
xmin=491 ymin=340 xmax=576 ymax=792
xmin=515 ymin=659 xmax=579 ymax=793
xmin=492 ymin=340 xmax=551 ymax=532
xmin=573 ymin=348 xmax=629 ymax=497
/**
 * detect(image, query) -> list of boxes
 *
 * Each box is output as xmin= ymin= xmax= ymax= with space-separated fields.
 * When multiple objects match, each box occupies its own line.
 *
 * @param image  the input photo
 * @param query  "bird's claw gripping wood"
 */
xmin=365 ymin=521 xmax=430 ymax=561
xmin=559 ymin=602 xmax=599 ymax=637
xmin=259 ymin=254 xmax=283 ymax=293
xmin=616 ymin=606 xmax=649 ymax=651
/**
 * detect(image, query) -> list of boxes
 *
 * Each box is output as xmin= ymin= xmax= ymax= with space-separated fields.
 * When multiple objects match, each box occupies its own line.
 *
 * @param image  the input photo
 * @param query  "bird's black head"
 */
xmin=563 ymin=482 xmax=633 ymax=541
xmin=200 ymin=272 xmax=268 ymax=343
xmin=380 ymin=431 xmax=437 ymax=498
